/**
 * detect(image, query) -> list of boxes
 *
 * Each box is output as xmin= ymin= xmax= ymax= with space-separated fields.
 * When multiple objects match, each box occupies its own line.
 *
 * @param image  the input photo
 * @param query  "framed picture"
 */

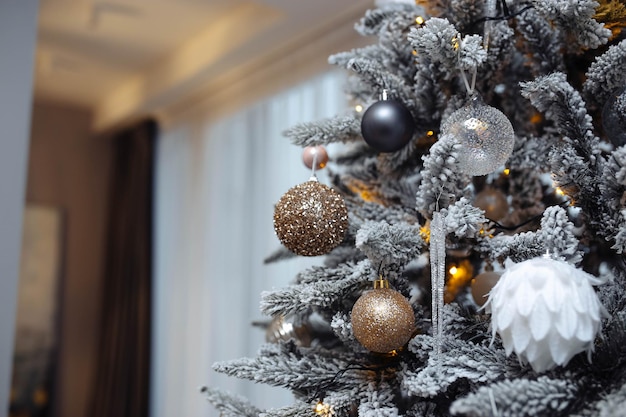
xmin=10 ymin=205 xmax=64 ymax=417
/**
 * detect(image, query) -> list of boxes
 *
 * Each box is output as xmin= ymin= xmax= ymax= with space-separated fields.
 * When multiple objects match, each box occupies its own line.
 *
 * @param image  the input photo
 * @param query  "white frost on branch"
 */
xmin=260 ymin=261 xmax=372 ymax=317
xmin=355 ymin=220 xmax=424 ymax=271
xmin=408 ymin=18 xmax=459 ymax=77
xmin=450 ymin=375 xmax=581 ymax=416
xmin=441 ymin=197 xmax=487 ymax=239
xmin=584 ymin=39 xmax=626 ymax=106
xmin=484 ymin=205 xmax=582 ymax=263
xmin=358 ymin=382 xmax=400 ymax=417
xmin=202 ymin=387 xmax=261 ymax=417
xmin=402 ymin=335 xmax=513 ymax=399
xmin=521 ymin=72 xmax=600 ymax=162
xmin=532 ymin=0 xmax=611 ymax=50
xmin=416 ymin=134 xmax=469 ymax=216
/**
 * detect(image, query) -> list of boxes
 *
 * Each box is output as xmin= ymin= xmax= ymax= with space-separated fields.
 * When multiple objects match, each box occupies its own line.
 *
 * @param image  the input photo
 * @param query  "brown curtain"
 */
xmin=90 ymin=119 xmax=157 ymax=417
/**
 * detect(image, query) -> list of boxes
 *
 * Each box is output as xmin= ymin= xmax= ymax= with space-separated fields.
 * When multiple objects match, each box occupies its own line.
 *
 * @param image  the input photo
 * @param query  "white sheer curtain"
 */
xmin=152 ymin=71 xmax=348 ymax=417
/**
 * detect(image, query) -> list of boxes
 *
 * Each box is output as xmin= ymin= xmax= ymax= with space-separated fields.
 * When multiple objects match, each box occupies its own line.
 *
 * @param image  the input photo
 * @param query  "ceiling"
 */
xmin=35 ymin=0 xmax=374 ymax=131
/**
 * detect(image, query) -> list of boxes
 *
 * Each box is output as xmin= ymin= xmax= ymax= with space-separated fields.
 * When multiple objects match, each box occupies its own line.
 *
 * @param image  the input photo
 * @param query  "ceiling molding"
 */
xmin=93 ymin=2 xmax=372 ymax=132
xmin=93 ymin=2 xmax=283 ymax=132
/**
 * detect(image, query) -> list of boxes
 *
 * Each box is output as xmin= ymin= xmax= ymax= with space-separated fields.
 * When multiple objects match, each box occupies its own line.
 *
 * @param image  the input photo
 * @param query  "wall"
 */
xmin=25 ymin=101 xmax=112 ymax=417
xmin=0 ymin=3 xmax=39 ymax=417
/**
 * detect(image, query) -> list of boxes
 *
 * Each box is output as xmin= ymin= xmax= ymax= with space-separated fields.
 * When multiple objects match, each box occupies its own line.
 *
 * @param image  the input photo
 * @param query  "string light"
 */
xmin=446 ymin=260 xmax=474 ymax=302
xmin=314 ymin=400 xmax=331 ymax=415
xmin=503 ymin=168 xmax=510 ymax=176
xmin=530 ymin=112 xmax=543 ymax=124
xmin=420 ymin=222 xmax=431 ymax=243
xmin=415 ymin=16 xmax=425 ymax=25
xmin=451 ymin=36 xmax=460 ymax=50
xmin=426 ymin=130 xmax=434 ymax=136
xmin=355 ymin=104 xmax=363 ymax=112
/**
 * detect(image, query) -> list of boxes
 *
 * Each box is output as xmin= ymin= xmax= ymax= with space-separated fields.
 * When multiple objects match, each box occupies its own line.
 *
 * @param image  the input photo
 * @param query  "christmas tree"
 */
xmin=203 ymin=0 xmax=626 ymax=415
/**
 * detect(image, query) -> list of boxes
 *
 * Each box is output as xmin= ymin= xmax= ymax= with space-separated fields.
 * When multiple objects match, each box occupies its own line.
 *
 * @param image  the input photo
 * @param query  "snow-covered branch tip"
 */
xmin=584 ymin=39 xmax=626 ymax=107
xmin=416 ymin=134 xmax=468 ymax=216
xmin=450 ymin=375 xmax=581 ymax=416
xmin=532 ymin=0 xmax=611 ymax=50
xmin=201 ymin=387 xmax=261 ymax=417
xmin=355 ymin=220 xmax=424 ymax=271
xmin=521 ymin=72 xmax=600 ymax=163
xmin=282 ymin=114 xmax=362 ymax=147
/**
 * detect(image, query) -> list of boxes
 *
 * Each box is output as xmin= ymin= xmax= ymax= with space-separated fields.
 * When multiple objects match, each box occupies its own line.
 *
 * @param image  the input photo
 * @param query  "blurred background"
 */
xmin=1 ymin=1 xmax=375 ymax=416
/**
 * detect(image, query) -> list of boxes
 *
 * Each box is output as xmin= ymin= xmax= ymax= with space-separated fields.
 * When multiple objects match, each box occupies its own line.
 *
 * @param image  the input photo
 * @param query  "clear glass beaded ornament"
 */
xmin=442 ymin=95 xmax=515 ymax=176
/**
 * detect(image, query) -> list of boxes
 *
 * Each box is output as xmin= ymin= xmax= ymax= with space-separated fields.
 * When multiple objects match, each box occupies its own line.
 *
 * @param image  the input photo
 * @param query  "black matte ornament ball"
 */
xmin=361 ymin=100 xmax=415 ymax=152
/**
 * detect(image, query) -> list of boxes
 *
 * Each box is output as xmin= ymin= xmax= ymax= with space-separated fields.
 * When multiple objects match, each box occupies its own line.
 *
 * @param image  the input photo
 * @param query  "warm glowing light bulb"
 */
xmin=314 ymin=401 xmax=331 ymax=415
xmin=355 ymin=104 xmax=363 ymax=112
xmin=503 ymin=168 xmax=510 ymax=176
xmin=420 ymin=224 xmax=431 ymax=243
xmin=555 ymin=187 xmax=565 ymax=196
xmin=449 ymin=266 xmax=458 ymax=275
xmin=426 ymin=130 xmax=434 ymax=136
xmin=452 ymin=36 xmax=460 ymax=50
xmin=415 ymin=16 xmax=425 ymax=25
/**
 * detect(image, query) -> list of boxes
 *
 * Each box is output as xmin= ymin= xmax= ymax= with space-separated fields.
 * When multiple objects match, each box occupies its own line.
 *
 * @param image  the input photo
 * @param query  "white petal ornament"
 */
xmin=484 ymin=257 xmax=607 ymax=373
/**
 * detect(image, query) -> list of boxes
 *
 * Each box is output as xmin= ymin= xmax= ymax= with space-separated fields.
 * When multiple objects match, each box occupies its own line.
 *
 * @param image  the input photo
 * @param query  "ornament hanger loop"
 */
xmin=456 ymin=34 xmax=478 ymax=98
xmin=310 ymin=151 xmax=319 ymax=178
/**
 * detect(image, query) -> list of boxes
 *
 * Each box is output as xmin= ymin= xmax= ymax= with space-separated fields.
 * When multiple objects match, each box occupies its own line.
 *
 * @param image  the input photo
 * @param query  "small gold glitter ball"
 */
xmin=273 ymin=179 xmax=349 ymax=256
xmin=351 ymin=288 xmax=416 ymax=353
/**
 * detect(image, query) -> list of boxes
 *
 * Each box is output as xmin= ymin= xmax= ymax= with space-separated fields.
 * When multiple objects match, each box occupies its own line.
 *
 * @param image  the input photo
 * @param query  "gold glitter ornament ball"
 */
xmin=273 ymin=179 xmax=348 ymax=256
xmin=351 ymin=288 xmax=416 ymax=353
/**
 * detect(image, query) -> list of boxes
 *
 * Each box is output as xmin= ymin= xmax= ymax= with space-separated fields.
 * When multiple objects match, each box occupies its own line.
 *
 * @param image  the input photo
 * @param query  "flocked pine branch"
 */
xmin=260 ymin=260 xmax=371 ymax=317
xmin=482 ymin=205 xmax=581 ymax=263
xmin=340 ymin=57 xmax=416 ymax=112
xmin=583 ymin=38 xmax=626 ymax=107
xmin=572 ymin=381 xmax=626 ymax=417
xmin=515 ymin=7 xmax=564 ymax=74
xmin=521 ymin=72 xmax=601 ymax=164
xmin=506 ymin=135 xmax=556 ymax=171
xmin=355 ymin=220 xmax=424 ymax=272
xmin=202 ymin=387 xmax=261 ymax=417
xmin=408 ymin=18 xmax=470 ymax=79
xmin=402 ymin=334 xmax=521 ymax=399
xmin=441 ymin=197 xmax=487 ymax=239
xmin=213 ymin=342 xmax=367 ymax=393
xmin=532 ymin=0 xmax=611 ymax=50
xmin=283 ymin=114 xmax=362 ymax=147
xmin=354 ymin=6 xmax=424 ymax=78
xmin=450 ymin=375 xmax=583 ymax=417
xmin=416 ymin=134 xmax=469 ymax=216
xmin=358 ymin=382 xmax=401 ymax=416
xmin=260 ymin=403 xmax=314 ymax=417
xmin=355 ymin=4 xmax=423 ymax=38
xmin=600 ymin=145 xmax=626 ymax=252
xmin=346 ymin=199 xmax=417 ymax=230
